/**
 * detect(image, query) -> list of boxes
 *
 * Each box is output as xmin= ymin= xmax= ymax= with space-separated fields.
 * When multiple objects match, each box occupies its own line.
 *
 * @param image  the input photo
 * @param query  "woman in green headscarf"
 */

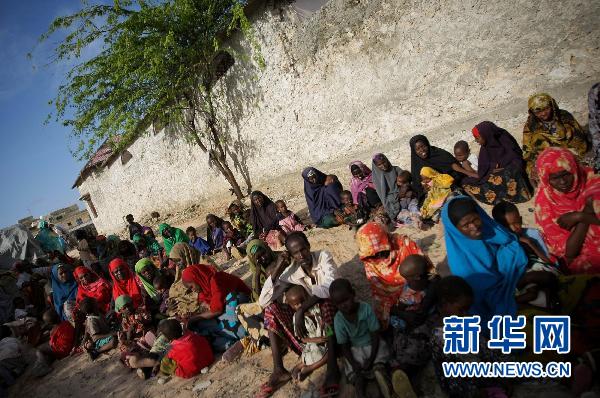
xmin=246 ymin=239 xmax=280 ymax=301
xmin=158 ymin=223 xmax=188 ymax=256
xmin=132 ymin=233 xmax=162 ymax=257
xmin=134 ymin=258 xmax=160 ymax=302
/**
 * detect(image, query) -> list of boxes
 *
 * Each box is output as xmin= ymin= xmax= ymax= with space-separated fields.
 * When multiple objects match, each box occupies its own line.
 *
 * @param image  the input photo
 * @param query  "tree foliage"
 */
xmin=40 ymin=0 xmax=262 ymax=198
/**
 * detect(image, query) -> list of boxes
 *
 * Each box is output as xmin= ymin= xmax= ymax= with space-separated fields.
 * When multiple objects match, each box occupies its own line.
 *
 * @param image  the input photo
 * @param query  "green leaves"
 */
xmin=40 ymin=0 xmax=258 ymax=161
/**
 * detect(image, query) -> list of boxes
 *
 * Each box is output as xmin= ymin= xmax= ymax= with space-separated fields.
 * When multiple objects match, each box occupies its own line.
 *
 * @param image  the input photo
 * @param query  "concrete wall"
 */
xmin=77 ymin=0 xmax=600 ymax=233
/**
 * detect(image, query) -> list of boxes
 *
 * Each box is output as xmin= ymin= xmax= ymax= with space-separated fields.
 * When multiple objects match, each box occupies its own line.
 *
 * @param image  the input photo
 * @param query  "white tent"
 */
xmin=0 ymin=224 xmax=45 ymax=270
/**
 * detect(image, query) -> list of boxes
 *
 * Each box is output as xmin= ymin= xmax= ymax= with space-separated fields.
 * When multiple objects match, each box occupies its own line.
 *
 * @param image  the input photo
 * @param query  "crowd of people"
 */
xmin=1 ymin=89 xmax=599 ymax=397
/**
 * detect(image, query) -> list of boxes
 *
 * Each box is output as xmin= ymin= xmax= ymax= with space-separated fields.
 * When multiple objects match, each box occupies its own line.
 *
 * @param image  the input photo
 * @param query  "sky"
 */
xmin=0 ymin=1 xmax=93 ymax=229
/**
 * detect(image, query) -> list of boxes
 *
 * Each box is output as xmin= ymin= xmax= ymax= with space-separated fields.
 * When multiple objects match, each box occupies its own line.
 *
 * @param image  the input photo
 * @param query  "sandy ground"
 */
xmin=9 ymin=161 xmax=578 ymax=398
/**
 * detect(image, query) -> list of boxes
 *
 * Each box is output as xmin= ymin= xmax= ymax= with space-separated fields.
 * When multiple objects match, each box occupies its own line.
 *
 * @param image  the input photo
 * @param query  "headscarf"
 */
xmin=349 ymin=161 xmax=376 ymax=204
xmin=108 ymin=258 xmax=142 ymax=308
xmin=50 ymin=264 xmax=78 ymax=321
xmin=442 ymin=196 xmax=528 ymax=324
xmin=169 ymin=242 xmax=202 ymax=281
xmin=534 ymin=148 xmax=600 ymax=273
xmin=159 ymin=223 xmax=189 ymax=256
xmin=302 ymin=167 xmax=342 ymax=224
xmin=250 ymin=191 xmax=280 ymax=235
xmin=73 ymin=266 xmax=111 ymax=314
xmin=355 ymin=222 xmax=425 ymax=327
xmin=371 ymin=154 xmax=404 ymax=220
xmin=472 ymin=121 xmax=523 ymax=181
xmin=114 ymin=295 xmax=133 ymax=312
xmin=420 ymin=167 xmax=454 ymax=219
xmin=409 ymin=134 xmax=459 ymax=198
xmin=246 ymin=239 xmax=276 ymax=300
xmin=135 ymin=258 xmax=160 ymax=302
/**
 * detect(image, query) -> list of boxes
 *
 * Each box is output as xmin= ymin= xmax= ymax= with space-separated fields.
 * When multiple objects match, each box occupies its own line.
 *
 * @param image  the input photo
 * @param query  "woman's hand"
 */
xmin=324 ymin=175 xmax=336 ymax=186
xmin=557 ymin=211 xmax=584 ymax=230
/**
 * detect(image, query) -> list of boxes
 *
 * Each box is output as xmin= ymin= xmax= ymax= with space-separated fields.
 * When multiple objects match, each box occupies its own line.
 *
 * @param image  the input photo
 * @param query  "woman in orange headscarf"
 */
xmin=534 ymin=147 xmax=600 ymax=274
xmin=355 ymin=222 xmax=430 ymax=328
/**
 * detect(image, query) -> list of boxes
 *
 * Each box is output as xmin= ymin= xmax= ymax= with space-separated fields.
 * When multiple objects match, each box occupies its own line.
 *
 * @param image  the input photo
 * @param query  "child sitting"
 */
xmin=492 ymin=201 xmax=559 ymax=309
xmin=80 ymin=297 xmax=117 ymax=360
xmin=285 ymin=285 xmax=333 ymax=381
xmin=420 ymin=167 xmax=454 ymax=223
xmin=395 ymin=171 xmax=421 ymax=227
xmin=391 ymin=255 xmax=438 ymax=372
xmin=159 ymin=319 xmax=215 ymax=379
xmin=227 ymin=201 xmax=254 ymax=239
xmin=222 ymin=221 xmax=245 ymax=260
xmin=453 ymin=140 xmax=479 ymax=175
xmin=330 ymin=279 xmax=412 ymax=398
xmin=275 ymin=200 xmax=307 ymax=233
xmin=185 ymin=226 xmax=211 ymax=255
xmin=430 ymin=276 xmax=509 ymax=398
xmin=115 ymin=295 xmax=153 ymax=350
xmin=154 ymin=274 xmax=174 ymax=316
xmin=12 ymin=297 xmax=33 ymax=321
xmin=124 ymin=319 xmax=176 ymax=380
xmin=335 ymin=191 xmax=367 ymax=228
xmin=41 ymin=309 xmax=75 ymax=360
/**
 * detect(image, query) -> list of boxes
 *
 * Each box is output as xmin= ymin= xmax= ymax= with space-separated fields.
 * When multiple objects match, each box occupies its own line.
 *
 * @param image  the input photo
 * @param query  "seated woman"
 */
xmin=158 ymin=223 xmax=189 ymax=257
xmin=409 ymin=135 xmax=474 ymax=202
xmin=73 ymin=266 xmax=112 ymax=315
xmin=181 ymin=263 xmax=251 ymax=352
xmin=523 ymin=93 xmax=589 ymax=181
xmin=134 ymin=258 xmax=164 ymax=313
xmin=50 ymin=264 xmax=78 ymax=321
xmin=302 ymin=167 xmax=343 ymax=229
xmin=355 ymin=222 xmax=426 ymax=329
xmin=349 ymin=160 xmax=381 ymax=215
xmin=165 ymin=243 xmax=205 ymax=318
xmin=462 ymin=121 xmax=532 ymax=205
xmin=109 ymin=258 xmax=143 ymax=309
xmin=534 ymin=147 xmax=600 ymax=274
xmin=372 ymin=153 xmax=417 ymax=225
xmin=250 ymin=191 xmax=285 ymax=250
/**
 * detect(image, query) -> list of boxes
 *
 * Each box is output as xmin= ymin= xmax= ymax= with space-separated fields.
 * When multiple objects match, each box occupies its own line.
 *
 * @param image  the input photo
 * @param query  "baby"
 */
xmin=285 ymin=285 xmax=331 ymax=381
xmin=453 ymin=140 xmax=478 ymax=175
xmin=335 ymin=190 xmax=366 ymax=228
xmin=395 ymin=171 xmax=420 ymax=226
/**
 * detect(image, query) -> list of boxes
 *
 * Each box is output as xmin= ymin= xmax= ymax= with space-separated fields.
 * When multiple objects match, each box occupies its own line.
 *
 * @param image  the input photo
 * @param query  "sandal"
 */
xmin=391 ymin=369 xmax=417 ymax=398
xmin=319 ymin=383 xmax=340 ymax=398
xmin=254 ymin=374 xmax=291 ymax=398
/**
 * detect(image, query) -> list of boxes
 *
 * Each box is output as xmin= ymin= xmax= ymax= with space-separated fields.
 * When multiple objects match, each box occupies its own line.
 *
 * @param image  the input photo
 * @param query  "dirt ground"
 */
xmin=9 ymin=168 xmax=577 ymax=398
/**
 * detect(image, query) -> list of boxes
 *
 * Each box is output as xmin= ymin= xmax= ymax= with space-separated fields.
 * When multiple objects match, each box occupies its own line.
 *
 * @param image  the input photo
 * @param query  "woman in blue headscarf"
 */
xmin=51 ymin=264 xmax=78 ymax=321
xmin=441 ymin=196 xmax=528 ymax=323
xmin=302 ymin=167 xmax=342 ymax=228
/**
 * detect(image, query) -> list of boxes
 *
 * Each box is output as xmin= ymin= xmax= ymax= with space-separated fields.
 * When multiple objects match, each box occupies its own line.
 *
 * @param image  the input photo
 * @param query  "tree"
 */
xmin=38 ymin=0 xmax=263 ymax=199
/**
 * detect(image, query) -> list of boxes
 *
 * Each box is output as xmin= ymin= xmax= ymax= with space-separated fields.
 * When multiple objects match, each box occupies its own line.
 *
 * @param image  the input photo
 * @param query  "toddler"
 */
xmin=395 ymin=171 xmax=421 ymax=226
xmin=222 ymin=221 xmax=245 ymax=260
xmin=227 ymin=201 xmax=254 ymax=239
xmin=420 ymin=167 xmax=454 ymax=223
xmin=335 ymin=191 xmax=366 ymax=228
xmin=453 ymin=140 xmax=479 ymax=175
xmin=275 ymin=200 xmax=307 ymax=233
xmin=80 ymin=297 xmax=117 ymax=360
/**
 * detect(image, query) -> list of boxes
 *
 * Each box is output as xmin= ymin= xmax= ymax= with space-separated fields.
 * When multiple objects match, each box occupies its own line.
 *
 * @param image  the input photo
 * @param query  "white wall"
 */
xmin=78 ymin=0 xmax=600 ymax=233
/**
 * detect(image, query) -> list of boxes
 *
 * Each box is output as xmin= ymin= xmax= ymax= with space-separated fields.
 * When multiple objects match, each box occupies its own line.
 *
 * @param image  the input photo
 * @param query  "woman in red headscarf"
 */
xmin=73 ymin=266 xmax=112 ymax=314
xmin=109 ymin=258 xmax=142 ymax=308
xmin=534 ymin=147 xmax=600 ymax=274
xmin=181 ymin=264 xmax=251 ymax=352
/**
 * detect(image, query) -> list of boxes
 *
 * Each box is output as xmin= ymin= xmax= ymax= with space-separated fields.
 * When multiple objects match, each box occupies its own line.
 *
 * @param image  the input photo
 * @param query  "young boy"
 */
xmin=391 ymin=255 xmax=438 ymax=373
xmin=125 ymin=214 xmax=144 ymax=240
xmin=154 ymin=274 xmax=174 ymax=316
xmin=79 ymin=297 xmax=117 ymax=360
xmin=430 ymin=276 xmax=509 ymax=398
xmin=330 ymin=279 xmax=408 ymax=398
xmin=124 ymin=319 xmax=176 ymax=380
xmin=40 ymin=309 xmax=75 ymax=360
xmin=285 ymin=285 xmax=332 ymax=381
xmin=185 ymin=226 xmax=211 ymax=255
xmin=395 ymin=171 xmax=421 ymax=226
xmin=158 ymin=319 xmax=214 ymax=379
xmin=453 ymin=140 xmax=478 ymax=175
xmin=222 ymin=221 xmax=244 ymax=260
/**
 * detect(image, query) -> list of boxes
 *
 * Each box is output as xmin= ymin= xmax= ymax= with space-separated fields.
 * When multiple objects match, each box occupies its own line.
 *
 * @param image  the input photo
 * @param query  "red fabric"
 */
xmin=534 ymin=147 xmax=600 ymax=274
xmin=181 ymin=264 xmax=251 ymax=313
xmin=109 ymin=258 xmax=142 ymax=308
xmin=471 ymin=126 xmax=481 ymax=138
xmin=73 ymin=266 xmax=112 ymax=314
xmin=49 ymin=321 xmax=75 ymax=359
xmin=167 ymin=332 xmax=214 ymax=378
